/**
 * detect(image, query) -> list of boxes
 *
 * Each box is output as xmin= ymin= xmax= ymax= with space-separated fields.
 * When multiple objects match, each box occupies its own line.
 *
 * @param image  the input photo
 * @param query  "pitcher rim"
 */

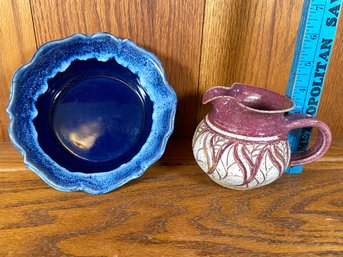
xmin=203 ymin=84 xmax=296 ymax=114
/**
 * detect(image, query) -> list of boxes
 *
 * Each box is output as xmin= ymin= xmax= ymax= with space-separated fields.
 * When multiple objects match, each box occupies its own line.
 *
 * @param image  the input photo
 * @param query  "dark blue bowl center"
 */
xmin=53 ymin=76 xmax=145 ymax=162
xmin=34 ymin=58 xmax=153 ymax=173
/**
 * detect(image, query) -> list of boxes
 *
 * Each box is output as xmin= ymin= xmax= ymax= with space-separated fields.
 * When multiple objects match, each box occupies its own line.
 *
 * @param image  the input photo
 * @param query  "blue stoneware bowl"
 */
xmin=7 ymin=33 xmax=177 ymax=194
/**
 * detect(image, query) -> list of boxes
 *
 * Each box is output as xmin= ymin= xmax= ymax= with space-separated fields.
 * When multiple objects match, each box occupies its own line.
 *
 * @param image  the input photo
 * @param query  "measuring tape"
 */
xmin=286 ymin=0 xmax=342 ymax=173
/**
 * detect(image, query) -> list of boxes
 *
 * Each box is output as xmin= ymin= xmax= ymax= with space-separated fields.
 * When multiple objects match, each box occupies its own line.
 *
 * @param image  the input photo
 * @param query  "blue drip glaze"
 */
xmin=7 ymin=33 xmax=177 ymax=194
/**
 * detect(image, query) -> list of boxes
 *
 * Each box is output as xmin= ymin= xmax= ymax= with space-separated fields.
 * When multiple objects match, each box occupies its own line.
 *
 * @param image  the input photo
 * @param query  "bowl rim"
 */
xmin=7 ymin=32 xmax=177 ymax=194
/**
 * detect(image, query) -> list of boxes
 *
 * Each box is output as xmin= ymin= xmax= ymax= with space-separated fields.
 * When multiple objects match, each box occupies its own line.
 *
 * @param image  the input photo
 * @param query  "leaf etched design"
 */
xmin=193 ymin=119 xmax=291 ymax=189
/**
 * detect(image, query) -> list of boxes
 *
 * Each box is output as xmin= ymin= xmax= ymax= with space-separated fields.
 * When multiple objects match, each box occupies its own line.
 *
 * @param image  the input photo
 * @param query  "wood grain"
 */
xmin=30 ymin=0 xmax=205 ymax=137
xmin=317 ymin=12 xmax=343 ymax=136
xmin=1 ymin=0 xmax=343 ymax=141
xmin=0 ymin=139 xmax=343 ymax=256
xmin=197 ymin=0 xmax=303 ymax=122
xmin=0 ymin=0 xmax=37 ymax=142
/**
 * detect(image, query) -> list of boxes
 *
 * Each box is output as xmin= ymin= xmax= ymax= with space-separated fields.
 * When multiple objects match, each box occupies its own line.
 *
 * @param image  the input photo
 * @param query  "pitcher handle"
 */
xmin=285 ymin=114 xmax=332 ymax=166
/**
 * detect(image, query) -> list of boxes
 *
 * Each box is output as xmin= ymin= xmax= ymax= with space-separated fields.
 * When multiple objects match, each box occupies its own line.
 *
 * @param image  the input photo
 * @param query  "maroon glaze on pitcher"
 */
xmin=192 ymin=83 xmax=332 ymax=190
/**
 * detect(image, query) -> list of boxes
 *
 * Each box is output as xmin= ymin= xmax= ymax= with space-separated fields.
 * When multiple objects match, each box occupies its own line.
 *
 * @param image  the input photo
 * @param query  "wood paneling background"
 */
xmin=0 ymin=0 xmax=37 ymax=142
xmin=0 ymin=0 xmax=342 ymax=142
xmin=197 ymin=0 xmax=304 ymax=120
xmin=30 ymin=0 xmax=205 ymax=137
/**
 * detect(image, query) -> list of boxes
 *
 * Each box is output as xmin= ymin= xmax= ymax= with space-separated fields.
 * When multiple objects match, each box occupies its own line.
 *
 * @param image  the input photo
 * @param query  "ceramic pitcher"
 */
xmin=192 ymin=83 xmax=332 ymax=190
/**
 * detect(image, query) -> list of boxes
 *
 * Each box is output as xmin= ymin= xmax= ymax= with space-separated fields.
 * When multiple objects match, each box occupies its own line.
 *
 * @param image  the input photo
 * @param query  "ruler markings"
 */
xmin=286 ymin=0 xmax=342 ymax=173
xmin=302 ymin=1 xmax=326 ymax=114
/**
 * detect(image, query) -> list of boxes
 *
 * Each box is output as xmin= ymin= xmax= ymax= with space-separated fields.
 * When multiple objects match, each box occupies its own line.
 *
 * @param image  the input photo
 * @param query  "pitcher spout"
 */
xmin=202 ymin=86 xmax=233 ymax=104
xmin=203 ymin=83 xmax=295 ymax=113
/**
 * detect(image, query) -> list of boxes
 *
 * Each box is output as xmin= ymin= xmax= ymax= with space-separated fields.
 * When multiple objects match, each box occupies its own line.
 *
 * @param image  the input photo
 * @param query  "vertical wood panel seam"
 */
xmin=264 ymin=2 xmax=277 ymax=89
xmin=29 ymin=0 xmax=38 ymax=49
xmin=195 ymin=0 xmax=207 ymax=127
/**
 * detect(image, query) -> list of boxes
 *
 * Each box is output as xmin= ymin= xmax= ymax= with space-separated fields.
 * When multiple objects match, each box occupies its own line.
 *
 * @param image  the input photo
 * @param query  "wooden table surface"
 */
xmin=0 ymin=138 xmax=342 ymax=257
